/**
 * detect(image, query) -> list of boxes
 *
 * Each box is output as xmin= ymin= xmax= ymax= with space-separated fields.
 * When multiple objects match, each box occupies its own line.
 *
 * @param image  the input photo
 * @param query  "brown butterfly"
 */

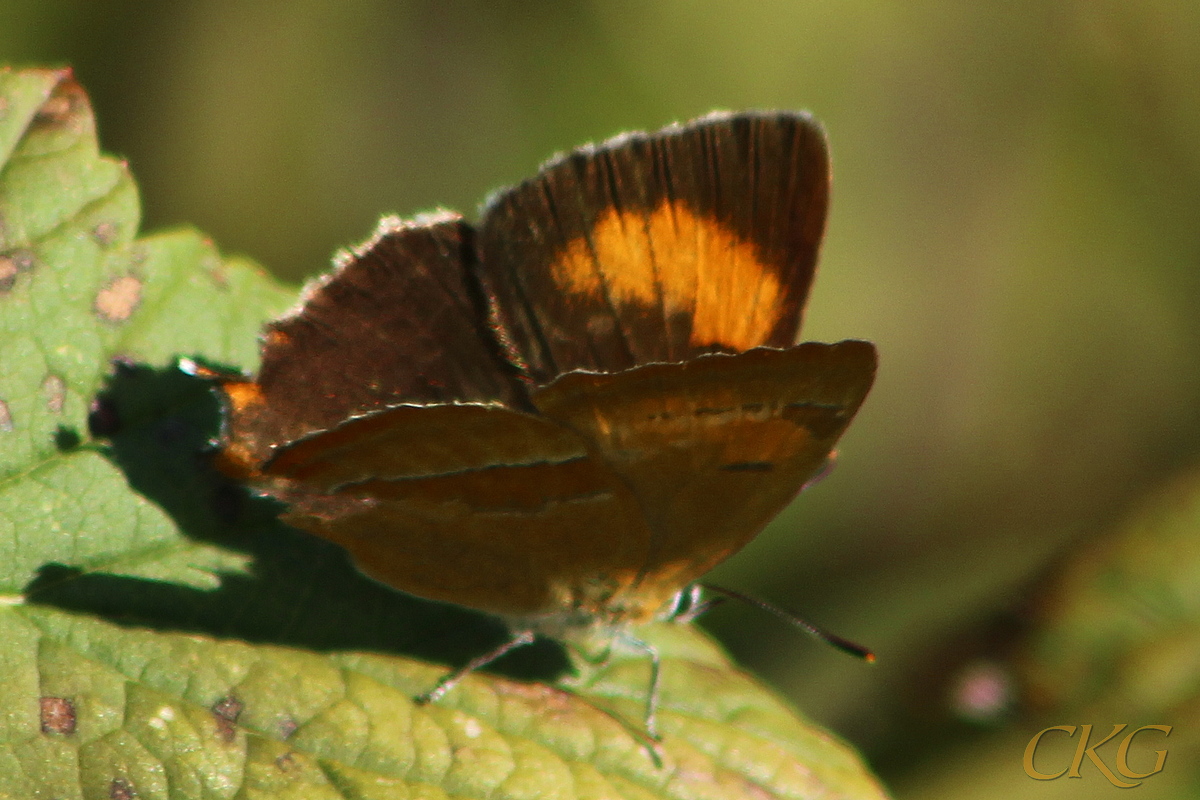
xmin=205 ymin=111 xmax=876 ymax=737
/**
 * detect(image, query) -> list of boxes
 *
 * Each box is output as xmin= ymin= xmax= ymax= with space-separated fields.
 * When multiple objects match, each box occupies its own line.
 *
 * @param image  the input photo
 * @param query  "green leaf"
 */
xmin=0 ymin=67 xmax=889 ymax=798
xmin=0 ymin=67 xmax=294 ymax=593
xmin=897 ymin=470 xmax=1200 ymax=800
xmin=5 ymin=606 xmax=888 ymax=799
xmin=1018 ymin=467 xmax=1200 ymax=722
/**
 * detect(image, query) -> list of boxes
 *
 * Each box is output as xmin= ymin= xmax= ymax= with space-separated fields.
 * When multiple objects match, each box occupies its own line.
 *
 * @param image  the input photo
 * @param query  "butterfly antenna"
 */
xmin=700 ymin=584 xmax=875 ymax=662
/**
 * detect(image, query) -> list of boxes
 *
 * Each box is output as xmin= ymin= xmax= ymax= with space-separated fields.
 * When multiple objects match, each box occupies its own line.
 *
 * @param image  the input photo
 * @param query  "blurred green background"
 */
xmin=4 ymin=1 xmax=1199 ymax=796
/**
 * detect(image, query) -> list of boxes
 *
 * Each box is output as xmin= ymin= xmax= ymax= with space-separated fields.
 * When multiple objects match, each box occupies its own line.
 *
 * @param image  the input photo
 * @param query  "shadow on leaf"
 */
xmin=25 ymin=360 xmax=569 ymax=685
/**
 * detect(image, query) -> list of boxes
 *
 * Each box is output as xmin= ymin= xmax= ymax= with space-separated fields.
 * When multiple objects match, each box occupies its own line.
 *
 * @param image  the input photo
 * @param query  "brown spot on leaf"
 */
xmin=275 ymin=752 xmax=297 ymax=772
xmin=94 ymin=275 xmax=142 ymax=323
xmin=110 ymin=354 xmax=138 ymax=372
xmin=0 ymin=249 xmax=35 ymax=292
xmin=0 ymin=400 xmax=11 ymax=433
xmin=92 ymin=221 xmax=119 ymax=246
xmin=212 ymin=695 xmax=243 ymax=743
xmin=212 ymin=694 xmax=243 ymax=720
xmin=36 ymin=95 xmax=72 ymax=124
xmin=0 ymin=257 xmax=16 ymax=291
xmin=277 ymin=716 xmax=298 ymax=739
xmin=109 ymin=777 xmax=136 ymax=800
xmin=32 ymin=79 xmax=86 ymax=131
xmin=214 ymin=717 xmax=237 ymax=743
xmin=207 ymin=261 xmax=229 ymax=289
xmin=40 ymin=696 xmax=76 ymax=734
xmin=493 ymin=679 xmax=578 ymax=714
xmin=42 ymin=374 xmax=65 ymax=413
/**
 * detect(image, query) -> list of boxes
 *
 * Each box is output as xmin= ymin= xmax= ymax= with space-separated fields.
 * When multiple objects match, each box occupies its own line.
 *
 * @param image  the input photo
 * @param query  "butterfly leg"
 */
xmin=616 ymin=631 xmax=663 ymax=741
xmin=416 ymin=629 xmax=536 ymax=705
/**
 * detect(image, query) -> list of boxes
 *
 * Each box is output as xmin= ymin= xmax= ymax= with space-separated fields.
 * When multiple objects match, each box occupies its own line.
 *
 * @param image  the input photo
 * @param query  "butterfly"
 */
xmin=205 ymin=110 xmax=876 ymax=737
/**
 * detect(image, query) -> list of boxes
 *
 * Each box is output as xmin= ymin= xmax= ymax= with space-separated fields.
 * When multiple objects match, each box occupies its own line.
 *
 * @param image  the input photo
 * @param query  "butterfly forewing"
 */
xmin=219 ymin=213 xmax=529 ymax=472
xmin=477 ymin=111 xmax=830 ymax=383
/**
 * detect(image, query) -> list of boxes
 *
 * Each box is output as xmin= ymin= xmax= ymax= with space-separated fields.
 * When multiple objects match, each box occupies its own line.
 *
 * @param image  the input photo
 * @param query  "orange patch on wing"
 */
xmin=221 ymin=380 xmax=266 ymax=415
xmin=210 ymin=379 xmax=270 ymax=479
xmin=552 ymin=204 xmax=785 ymax=351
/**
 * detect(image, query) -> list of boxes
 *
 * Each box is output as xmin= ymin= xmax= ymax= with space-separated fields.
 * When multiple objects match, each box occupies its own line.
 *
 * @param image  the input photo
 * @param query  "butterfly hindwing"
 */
xmin=533 ymin=341 xmax=876 ymax=595
xmin=261 ymin=402 xmax=657 ymax=619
